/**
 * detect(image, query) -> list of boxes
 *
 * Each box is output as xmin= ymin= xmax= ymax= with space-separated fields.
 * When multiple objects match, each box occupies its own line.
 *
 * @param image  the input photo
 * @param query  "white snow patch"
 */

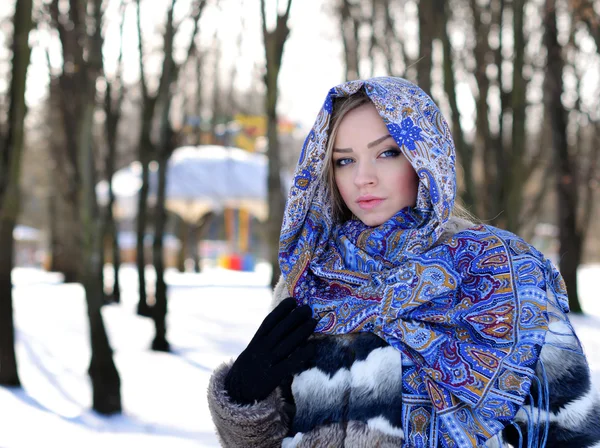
xmin=1 ymin=263 xmax=599 ymax=447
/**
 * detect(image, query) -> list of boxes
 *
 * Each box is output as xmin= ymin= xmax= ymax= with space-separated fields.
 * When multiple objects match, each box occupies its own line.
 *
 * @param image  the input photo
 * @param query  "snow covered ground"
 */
xmin=1 ymin=263 xmax=599 ymax=448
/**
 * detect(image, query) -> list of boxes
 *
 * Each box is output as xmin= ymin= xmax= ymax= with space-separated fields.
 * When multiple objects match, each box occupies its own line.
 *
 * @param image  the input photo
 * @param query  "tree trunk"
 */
xmin=506 ymin=0 xmax=527 ymax=233
xmin=471 ymin=0 xmax=493 ymax=217
xmin=543 ymin=0 xmax=583 ymax=312
xmin=0 ymin=221 xmax=19 ymax=386
xmin=176 ymin=217 xmax=187 ymax=272
xmin=440 ymin=2 xmax=476 ymax=210
xmin=103 ymin=29 xmax=125 ymax=304
xmin=86 ymin=301 xmax=121 ymax=413
xmin=134 ymin=0 xmax=156 ymax=318
xmin=192 ymin=212 xmax=215 ymax=272
xmin=110 ymin=218 xmax=121 ymax=302
xmin=190 ymin=224 xmax=201 ymax=272
xmin=46 ymin=70 xmax=80 ymax=281
xmin=339 ymin=0 xmax=361 ymax=81
xmin=261 ymin=0 xmax=293 ymax=288
xmin=80 ymin=0 xmax=122 ymax=413
xmin=417 ymin=0 xmax=433 ymax=96
xmin=50 ymin=187 xmax=81 ymax=282
xmin=136 ymin=158 xmax=152 ymax=316
xmin=490 ymin=0 xmax=507 ymax=225
xmin=0 ymin=0 xmax=34 ymax=387
xmin=151 ymin=149 xmax=170 ymax=352
xmin=48 ymin=0 xmax=122 ymax=412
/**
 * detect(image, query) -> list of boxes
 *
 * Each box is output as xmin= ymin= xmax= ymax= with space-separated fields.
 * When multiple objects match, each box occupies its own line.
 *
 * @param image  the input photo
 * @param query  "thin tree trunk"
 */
xmin=79 ymin=0 xmax=122 ymax=413
xmin=136 ymin=156 xmax=152 ymax=316
xmin=339 ymin=0 xmax=361 ymax=81
xmin=48 ymin=0 xmax=122 ymax=412
xmin=147 ymin=0 xmax=205 ymax=348
xmin=110 ymin=218 xmax=121 ymax=302
xmin=417 ymin=0 xmax=433 ymax=96
xmin=506 ymin=0 xmax=527 ymax=233
xmin=135 ymin=0 xmax=155 ymax=317
xmin=191 ymin=211 xmax=215 ymax=272
xmin=210 ymin=36 xmax=221 ymax=143
xmin=490 ymin=0 xmax=507 ymax=224
xmin=176 ymin=217 xmax=187 ymax=272
xmin=440 ymin=2 xmax=476 ymax=209
xmin=135 ymin=0 xmax=205 ymax=318
xmin=102 ymin=8 xmax=126 ymax=304
xmin=151 ymin=149 xmax=169 ymax=352
xmin=78 ymin=98 xmax=122 ymax=414
xmin=0 ymin=221 xmax=19 ymax=386
xmin=196 ymin=54 xmax=203 ymax=146
xmin=471 ymin=0 xmax=493 ymax=218
xmin=261 ymin=0 xmax=293 ymax=288
xmin=190 ymin=224 xmax=201 ymax=272
xmin=0 ymin=0 xmax=34 ymax=387
xmin=544 ymin=0 xmax=582 ymax=312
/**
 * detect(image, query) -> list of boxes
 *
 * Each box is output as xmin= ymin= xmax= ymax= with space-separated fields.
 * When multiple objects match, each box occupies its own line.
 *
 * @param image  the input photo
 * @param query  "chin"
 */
xmin=358 ymin=214 xmax=389 ymax=227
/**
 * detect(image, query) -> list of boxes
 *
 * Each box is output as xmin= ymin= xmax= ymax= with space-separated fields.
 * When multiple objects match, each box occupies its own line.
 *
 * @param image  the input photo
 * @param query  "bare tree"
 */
xmin=134 ymin=0 xmax=157 ymax=317
xmin=47 ymin=0 xmax=121 ymax=414
xmin=260 ymin=0 xmax=294 ymax=288
xmin=339 ymin=0 xmax=361 ymax=80
xmin=135 ymin=0 xmax=206 ymax=350
xmin=102 ymin=1 xmax=127 ymax=303
xmin=0 ymin=0 xmax=34 ymax=387
xmin=417 ymin=0 xmax=435 ymax=95
xmin=543 ymin=0 xmax=600 ymax=311
xmin=504 ymin=0 xmax=528 ymax=232
xmin=439 ymin=0 xmax=476 ymax=210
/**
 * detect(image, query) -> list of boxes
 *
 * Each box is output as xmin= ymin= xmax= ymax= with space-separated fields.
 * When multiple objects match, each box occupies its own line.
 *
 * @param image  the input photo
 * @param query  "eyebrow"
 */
xmin=333 ymin=134 xmax=394 ymax=152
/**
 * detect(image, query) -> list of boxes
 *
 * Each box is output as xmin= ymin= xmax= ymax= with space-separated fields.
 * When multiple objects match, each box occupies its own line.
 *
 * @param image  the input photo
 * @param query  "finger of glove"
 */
xmin=266 ymin=305 xmax=314 ymax=348
xmin=273 ymin=343 xmax=316 ymax=378
xmin=271 ymin=318 xmax=317 ymax=363
xmin=253 ymin=297 xmax=297 ymax=339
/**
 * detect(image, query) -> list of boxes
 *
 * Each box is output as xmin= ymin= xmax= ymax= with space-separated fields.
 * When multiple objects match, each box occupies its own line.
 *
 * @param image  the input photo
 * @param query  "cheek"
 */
xmin=394 ymin=166 xmax=419 ymax=201
xmin=334 ymin=171 xmax=353 ymax=201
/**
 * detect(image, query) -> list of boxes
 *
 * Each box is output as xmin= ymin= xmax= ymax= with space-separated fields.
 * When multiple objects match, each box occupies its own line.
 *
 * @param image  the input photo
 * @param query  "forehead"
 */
xmin=334 ymin=103 xmax=388 ymax=145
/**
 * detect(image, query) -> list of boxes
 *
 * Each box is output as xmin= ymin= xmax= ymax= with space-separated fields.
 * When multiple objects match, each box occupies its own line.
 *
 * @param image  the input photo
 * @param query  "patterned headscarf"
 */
xmin=279 ymin=77 xmax=571 ymax=446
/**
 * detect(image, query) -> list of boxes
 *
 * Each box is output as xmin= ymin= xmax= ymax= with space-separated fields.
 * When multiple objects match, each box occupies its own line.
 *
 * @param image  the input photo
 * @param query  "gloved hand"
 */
xmin=224 ymin=297 xmax=317 ymax=405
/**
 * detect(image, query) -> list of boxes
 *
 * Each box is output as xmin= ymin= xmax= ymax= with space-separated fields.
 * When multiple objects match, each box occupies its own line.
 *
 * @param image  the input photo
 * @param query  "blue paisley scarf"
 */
xmin=279 ymin=77 xmax=574 ymax=447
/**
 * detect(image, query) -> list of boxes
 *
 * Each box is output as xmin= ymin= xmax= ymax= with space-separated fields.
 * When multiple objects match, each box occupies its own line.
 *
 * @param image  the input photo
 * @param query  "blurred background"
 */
xmin=0 ymin=0 xmax=599 ymax=446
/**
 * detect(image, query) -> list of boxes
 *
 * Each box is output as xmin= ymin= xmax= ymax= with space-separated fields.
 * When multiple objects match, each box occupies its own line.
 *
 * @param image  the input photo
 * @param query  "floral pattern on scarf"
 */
xmin=279 ymin=77 xmax=570 ymax=447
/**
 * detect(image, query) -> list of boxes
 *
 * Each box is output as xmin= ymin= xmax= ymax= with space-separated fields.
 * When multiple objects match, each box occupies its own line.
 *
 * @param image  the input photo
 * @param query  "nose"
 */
xmin=354 ymin=160 xmax=378 ymax=187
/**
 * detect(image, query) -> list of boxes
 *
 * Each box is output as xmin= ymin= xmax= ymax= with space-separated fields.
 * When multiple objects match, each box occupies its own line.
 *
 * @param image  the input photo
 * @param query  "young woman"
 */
xmin=208 ymin=77 xmax=600 ymax=447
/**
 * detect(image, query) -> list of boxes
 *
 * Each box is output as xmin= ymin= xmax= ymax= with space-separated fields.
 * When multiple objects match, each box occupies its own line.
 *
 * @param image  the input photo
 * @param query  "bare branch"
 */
xmin=260 ymin=0 xmax=267 ymax=35
xmin=181 ymin=0 xmax=208 ymax=68
xmin=579 ymin=123 xmax=600 ymax=241
xmin=136 ymin=0 xmax=149 ymax=100
xmin=283 ymin=0 xmax=293 ymax=22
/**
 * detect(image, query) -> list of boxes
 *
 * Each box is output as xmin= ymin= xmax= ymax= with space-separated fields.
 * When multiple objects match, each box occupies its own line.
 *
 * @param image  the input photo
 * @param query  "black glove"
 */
xmin=224 ymin=297 xmax=317 ymax=405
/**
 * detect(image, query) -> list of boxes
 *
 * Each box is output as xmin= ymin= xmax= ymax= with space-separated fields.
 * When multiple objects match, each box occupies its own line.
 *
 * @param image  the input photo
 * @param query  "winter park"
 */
xmin=2 ymin=0 xmax=600 ymax=447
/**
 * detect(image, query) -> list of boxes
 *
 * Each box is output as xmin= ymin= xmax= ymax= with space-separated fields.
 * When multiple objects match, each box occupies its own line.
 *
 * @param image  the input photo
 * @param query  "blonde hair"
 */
xmin=320 ymin=89 xmax=478 ymax=226
xmin=321 ymin=90 xmax=371 ymax=223
xmin=451 ymin=199 xmax=479 ymax=224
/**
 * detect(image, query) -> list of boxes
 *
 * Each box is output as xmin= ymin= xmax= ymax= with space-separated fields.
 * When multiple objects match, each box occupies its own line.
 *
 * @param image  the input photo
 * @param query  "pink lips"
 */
xmin=356 ymin=195 xmax=384 ymax=210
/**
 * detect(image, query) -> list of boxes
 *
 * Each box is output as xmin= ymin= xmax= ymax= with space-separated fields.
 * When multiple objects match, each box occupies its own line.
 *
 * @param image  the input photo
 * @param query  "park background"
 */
xmin=0 ymin=0 xmax=599 ymax=446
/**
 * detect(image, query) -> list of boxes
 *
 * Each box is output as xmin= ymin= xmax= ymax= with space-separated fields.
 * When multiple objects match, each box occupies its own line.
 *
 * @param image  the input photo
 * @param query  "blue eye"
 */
xmin=380 ymin=148 xmax=401 ymax=158
xmin=334 ymin=158 xmax=353 ymax=167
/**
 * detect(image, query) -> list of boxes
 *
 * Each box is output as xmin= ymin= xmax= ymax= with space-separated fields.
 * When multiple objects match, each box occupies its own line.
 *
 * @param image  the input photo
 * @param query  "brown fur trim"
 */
xmin=207 ymin=362 xmax=289 ymax=447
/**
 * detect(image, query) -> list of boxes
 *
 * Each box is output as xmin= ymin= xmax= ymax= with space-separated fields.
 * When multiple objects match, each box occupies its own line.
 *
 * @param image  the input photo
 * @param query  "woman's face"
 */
xmin=332 ymin=102 xmax=419 ymax=227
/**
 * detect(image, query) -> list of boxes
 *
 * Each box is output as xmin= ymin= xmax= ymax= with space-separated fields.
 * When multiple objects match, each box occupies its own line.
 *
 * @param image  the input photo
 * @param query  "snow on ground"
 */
xmin=1 ymin=263 xmax=599 ymax=448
